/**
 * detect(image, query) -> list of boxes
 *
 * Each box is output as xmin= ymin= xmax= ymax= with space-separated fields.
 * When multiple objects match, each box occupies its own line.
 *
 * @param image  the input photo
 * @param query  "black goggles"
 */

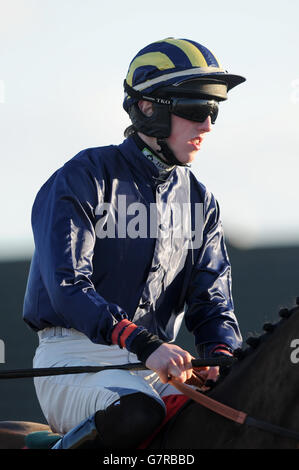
xmin=124 ymin=82 xmax=219 ymax=124
xmin=169 ymin=98 xmax=219 ymax=124
xmin=141 ymin=94 xmax=219 ymax=124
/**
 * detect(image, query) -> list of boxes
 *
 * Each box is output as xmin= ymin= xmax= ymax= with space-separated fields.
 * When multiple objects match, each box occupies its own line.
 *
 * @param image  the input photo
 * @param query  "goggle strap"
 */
xmin=124 ymin=81 xmax=171 ymax=105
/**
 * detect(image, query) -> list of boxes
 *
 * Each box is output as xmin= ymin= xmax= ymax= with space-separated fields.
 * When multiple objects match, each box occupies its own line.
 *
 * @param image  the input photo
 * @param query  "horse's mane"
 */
xmin=214 ymin=300 xmax=299 ymax=387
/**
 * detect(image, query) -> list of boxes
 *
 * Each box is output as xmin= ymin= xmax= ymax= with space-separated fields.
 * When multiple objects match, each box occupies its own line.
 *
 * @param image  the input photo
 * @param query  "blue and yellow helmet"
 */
xmin=123 ymin=37 xmax=246 ymax=112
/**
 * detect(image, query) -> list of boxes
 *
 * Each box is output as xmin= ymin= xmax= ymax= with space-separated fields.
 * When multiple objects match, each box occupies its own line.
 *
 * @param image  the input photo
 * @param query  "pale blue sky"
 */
xmin=0 ymin=0 xmax=299 ymax=259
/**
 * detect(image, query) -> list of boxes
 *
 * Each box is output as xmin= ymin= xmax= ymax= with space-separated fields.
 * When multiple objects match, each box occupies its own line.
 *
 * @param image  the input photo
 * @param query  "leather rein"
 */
xmin=169 ymin=378 xmax=299 ymax=443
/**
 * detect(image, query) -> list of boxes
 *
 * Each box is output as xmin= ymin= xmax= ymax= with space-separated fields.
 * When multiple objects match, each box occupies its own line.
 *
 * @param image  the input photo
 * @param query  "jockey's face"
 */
xmin=165 ymin=113 xmax=212 ymax=164
xmin=137 ymin=100 xmax=212 ymax=164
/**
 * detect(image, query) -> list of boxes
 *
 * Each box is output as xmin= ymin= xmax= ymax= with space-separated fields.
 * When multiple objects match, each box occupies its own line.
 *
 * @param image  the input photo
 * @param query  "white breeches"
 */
xmin=33 ymin=327 xmax=181 ymax=434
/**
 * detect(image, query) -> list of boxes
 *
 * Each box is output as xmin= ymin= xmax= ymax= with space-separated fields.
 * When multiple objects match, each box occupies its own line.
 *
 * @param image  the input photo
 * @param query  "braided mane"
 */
xmin=214 ymin=299 xmax=299 ymax=385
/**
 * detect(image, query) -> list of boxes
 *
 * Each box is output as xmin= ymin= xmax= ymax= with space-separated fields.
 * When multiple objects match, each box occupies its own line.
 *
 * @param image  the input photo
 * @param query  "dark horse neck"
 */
xmin=153 ymin=305 xmax=299 ymax=449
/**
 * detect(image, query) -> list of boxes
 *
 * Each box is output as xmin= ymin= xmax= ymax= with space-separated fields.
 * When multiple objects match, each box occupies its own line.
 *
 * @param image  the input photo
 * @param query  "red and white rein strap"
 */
xmin=169 ymin=379 xmax=299 ymax=442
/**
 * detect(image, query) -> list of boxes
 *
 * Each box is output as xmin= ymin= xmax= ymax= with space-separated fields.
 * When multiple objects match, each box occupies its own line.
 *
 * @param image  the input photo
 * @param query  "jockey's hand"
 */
xmin=191 ymin=344 xmax=233 ymax=390
xmin=145 ymin=343 xmax=194 ymax=384
xmin=184 ymin=365 xmax=218 ymax=388
xmin=194 ymin=366 xmax=220 ymax=391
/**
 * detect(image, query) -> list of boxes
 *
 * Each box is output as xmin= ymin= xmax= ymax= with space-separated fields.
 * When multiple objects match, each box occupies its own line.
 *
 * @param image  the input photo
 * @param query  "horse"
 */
xmin=1 ymin=302 xmax=299 ymax=449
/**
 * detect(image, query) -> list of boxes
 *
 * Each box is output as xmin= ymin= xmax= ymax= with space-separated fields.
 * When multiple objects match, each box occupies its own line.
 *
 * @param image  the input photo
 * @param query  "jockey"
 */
xmin=23 ymin=37 xmax=245 ymax=449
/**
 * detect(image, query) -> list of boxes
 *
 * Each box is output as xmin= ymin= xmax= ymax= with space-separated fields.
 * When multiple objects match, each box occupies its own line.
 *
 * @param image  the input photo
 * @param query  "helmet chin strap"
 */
xmin=156 ymin=138 xmax=189 ymax=167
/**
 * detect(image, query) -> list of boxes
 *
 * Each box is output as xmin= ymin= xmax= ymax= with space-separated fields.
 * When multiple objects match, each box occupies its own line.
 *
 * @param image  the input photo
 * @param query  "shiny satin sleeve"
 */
xmin=184 ymin=192 xmax=242 ymax=352
xmin=31 ymin=158 xmax=128 ymax=344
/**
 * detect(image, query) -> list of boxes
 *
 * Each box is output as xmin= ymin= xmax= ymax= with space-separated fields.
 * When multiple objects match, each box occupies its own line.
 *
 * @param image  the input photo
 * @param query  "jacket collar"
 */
xmin=118 ymin=136 xmax=176 ymax=183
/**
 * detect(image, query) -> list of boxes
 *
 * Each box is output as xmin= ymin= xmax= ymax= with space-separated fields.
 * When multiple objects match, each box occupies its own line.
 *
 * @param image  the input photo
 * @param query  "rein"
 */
xmin=1 ymin=357 xmax=299 ymax=442
xmin=169 ymin=380 xmax=299 ymax=442
xmin=0 ymin=357 xmax=233 ymax=379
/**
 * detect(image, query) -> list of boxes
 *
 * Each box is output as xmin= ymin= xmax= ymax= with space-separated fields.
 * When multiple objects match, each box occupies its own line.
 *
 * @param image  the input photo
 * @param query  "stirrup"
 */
xmin=51 ymin=413 xmax=101 ymax=449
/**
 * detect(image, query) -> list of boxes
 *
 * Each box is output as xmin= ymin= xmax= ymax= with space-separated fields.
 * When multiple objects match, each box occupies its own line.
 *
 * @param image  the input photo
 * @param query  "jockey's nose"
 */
xmin=197 ymin=116 xmax=212 ymax=133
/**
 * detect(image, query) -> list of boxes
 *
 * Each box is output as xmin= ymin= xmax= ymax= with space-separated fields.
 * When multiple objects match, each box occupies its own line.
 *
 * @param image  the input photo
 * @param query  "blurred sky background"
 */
xmin=0 ymin=0 xmax=298 ymax=259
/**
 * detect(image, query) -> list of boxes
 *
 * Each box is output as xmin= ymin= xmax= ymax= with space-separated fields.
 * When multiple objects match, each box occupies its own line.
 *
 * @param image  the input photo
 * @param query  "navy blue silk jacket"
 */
xmin=23 ymin=136 xmax=242 ymax=353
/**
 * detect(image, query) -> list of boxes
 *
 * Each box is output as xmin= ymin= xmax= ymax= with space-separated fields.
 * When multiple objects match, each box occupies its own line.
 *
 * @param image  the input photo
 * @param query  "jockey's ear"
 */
xmin=138 ymin=100 xmax=154 ymax=117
